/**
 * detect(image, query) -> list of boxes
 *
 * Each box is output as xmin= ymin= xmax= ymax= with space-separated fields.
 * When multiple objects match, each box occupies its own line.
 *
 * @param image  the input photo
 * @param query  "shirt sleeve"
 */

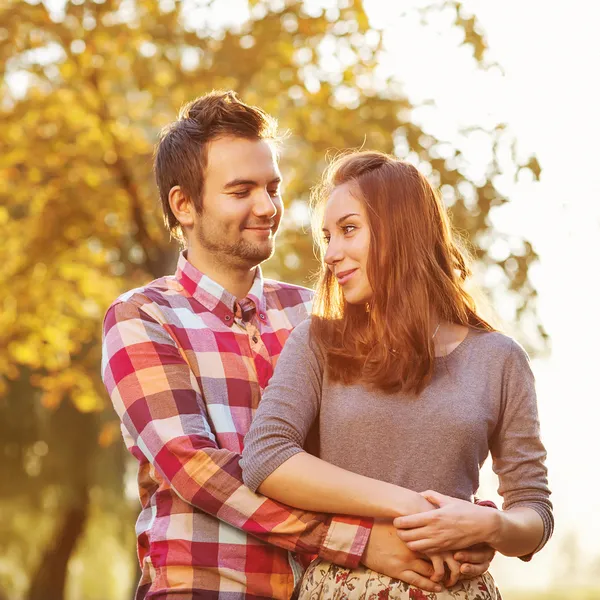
xmin=490 ymin=340 xmax=554 ymax=558
xmin=241 ymin=319 xmax=324 ymax=492
xmin=102 ymin=300 xmax=370 ymax=567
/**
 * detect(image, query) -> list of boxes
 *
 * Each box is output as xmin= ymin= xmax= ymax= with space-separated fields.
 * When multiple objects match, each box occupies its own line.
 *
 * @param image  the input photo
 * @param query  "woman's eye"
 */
xmin=342 ymin=225 xmax=356 ymax=234
xmin=323 ymin=236 xmax=330 ymax=245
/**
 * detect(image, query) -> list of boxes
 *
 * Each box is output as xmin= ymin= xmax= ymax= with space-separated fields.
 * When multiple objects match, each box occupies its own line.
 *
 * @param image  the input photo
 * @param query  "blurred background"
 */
xmin=1 ymin=0 xmax=598 ymax=598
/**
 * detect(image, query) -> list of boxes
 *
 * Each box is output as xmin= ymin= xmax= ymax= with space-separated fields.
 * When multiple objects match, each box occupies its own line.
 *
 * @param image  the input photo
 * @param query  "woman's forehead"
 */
xmin=323 ymin=183 xmax=364 ymax=221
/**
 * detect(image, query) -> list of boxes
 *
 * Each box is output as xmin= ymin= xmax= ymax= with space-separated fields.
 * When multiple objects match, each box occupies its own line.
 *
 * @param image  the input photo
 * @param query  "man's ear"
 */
xmin=168 ymin=186 xmax=195 ymax=229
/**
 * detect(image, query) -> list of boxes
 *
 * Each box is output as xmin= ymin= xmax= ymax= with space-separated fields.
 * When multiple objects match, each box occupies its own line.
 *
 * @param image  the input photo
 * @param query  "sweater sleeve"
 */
xmin=490 ymin=340 xmax=554 ymax=557
xmin=241 ymin=318 xmax=323 ymax=492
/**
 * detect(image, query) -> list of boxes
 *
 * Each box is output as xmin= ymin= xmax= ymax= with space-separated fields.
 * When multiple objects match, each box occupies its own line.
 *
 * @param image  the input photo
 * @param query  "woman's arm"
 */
xmin=393 ymin=490 xmax=544 ymax=557
xmin=243 ymin=320 xmax=498 ymax=580
xmin=258 ymin=451 xmax=435 ymax=517
xmin=241 ymin=319 xmax=434 ymax=517
xmin=490 ymin=505 xmax=544 ymax=557
xmin=394 ymin=340 xmax=553 ymax=558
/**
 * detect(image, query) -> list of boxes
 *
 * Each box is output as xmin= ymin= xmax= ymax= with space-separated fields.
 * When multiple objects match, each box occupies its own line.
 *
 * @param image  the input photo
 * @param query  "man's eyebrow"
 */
xmin=322 ymin=213 xmax=360 ymax=231
xmin=223 ymin=176 xmax=281 ymax=189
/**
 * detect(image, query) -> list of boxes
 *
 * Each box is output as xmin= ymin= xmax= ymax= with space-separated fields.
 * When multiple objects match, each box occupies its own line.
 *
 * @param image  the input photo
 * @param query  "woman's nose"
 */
xmin=324 ymin=238 xmax=343 ymax=265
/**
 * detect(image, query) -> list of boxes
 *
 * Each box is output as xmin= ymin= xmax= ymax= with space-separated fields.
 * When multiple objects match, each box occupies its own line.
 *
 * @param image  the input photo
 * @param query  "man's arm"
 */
xmin=101 ymin=299 xmax=370 ymax=568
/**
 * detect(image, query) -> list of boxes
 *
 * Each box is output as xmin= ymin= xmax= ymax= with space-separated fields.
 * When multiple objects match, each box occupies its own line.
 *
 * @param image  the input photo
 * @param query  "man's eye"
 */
xmin=268 ymin=188 xmax=280 ymax=197
xmin=233 ymin=190 xmax=250 ymax=198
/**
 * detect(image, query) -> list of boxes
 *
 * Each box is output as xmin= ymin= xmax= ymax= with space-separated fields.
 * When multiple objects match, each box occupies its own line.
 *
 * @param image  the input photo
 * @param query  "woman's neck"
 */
xmin=433 ymin=321 xmax=470 ymax=357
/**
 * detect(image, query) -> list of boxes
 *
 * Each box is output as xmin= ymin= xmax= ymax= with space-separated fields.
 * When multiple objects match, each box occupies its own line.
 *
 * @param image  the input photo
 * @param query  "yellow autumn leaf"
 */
xmin=98 ymin=421 xmax=121 ymax=448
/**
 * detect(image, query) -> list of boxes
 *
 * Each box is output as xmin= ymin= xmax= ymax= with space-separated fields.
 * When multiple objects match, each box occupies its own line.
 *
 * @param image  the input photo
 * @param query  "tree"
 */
xmin=0 ymin=0 xmax=545 ymax=597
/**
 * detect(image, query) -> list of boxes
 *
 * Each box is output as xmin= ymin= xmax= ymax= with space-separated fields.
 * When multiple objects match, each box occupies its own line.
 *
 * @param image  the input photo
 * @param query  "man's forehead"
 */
xmin=206 ymin=136 xmax=280 ymax=181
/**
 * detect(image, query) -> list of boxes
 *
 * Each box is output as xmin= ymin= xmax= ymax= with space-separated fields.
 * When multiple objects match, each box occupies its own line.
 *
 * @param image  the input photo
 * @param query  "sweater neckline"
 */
xmin=434 ymin=326 xmax=475 ymax=362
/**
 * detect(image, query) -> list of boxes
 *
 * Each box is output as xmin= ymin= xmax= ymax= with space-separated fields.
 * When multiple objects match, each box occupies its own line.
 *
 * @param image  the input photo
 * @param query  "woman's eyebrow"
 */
xmin=335 ymin=212 xmax=360 ymax=225
xmin=322 ymin=213 xmax=360 ymax=232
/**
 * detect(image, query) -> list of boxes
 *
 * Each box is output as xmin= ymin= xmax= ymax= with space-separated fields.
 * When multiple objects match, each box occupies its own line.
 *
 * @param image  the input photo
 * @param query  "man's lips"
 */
xmin=245 ymin=224 xmax=274 ymax=231
xmin=336 ymin=268 xmax=358 ymax=285
xmin=245 ymin=225 xmax=275 ymax=235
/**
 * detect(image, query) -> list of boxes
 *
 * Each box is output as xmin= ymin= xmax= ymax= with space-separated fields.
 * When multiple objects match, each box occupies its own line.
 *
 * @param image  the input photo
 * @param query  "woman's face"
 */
xmin=322 ymin=182 xmax=373 ymax=304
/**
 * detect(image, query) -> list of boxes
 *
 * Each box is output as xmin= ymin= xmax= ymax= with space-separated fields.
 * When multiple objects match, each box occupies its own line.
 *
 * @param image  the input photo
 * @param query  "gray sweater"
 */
xmin=241 ymin=319 xmax=553 ymax=552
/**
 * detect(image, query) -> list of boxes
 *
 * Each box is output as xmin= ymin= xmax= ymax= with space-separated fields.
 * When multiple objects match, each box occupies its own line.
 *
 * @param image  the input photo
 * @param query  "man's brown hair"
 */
xmin=154 ymin=90 xmax=280 ymax=240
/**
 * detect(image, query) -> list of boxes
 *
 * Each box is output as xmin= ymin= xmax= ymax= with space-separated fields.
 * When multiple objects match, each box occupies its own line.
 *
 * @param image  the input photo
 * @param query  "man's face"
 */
xmin=191 ymin=136 xmax=283 ymax=268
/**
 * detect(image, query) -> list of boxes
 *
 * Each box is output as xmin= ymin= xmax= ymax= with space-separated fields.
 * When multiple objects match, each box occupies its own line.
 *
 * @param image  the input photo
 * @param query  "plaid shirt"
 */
xmin=102 ymin=253 xmax=371 ymax=600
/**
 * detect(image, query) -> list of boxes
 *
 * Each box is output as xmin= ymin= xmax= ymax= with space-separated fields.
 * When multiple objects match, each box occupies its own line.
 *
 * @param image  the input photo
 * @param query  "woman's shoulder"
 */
xmin=285 ymin=316 xmax=330 ymax=364
xmin=283 ymin=316 xmax=316 ymax=354
xmin=468 ymin=328 xmax=530 ymax=363
xmin=289 ymin=315 xmax=312 ymax=341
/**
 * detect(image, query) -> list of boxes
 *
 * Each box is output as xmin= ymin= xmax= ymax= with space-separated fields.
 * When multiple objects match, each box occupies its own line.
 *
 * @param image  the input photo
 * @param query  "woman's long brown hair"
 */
xmin=310 ymin=151 xmax=494 ymax=395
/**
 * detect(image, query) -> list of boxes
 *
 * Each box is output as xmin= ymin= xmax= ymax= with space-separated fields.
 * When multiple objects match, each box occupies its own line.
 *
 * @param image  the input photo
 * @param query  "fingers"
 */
xmin=455 ymin=544 xmax=495 ymax=579
xmin=420 ymin=490 xmax=447 ymax=507
xmin=399 ymin=570 xmax=443 ymax=593
xmin=409 ymin=559 xmax=435 ymax=578
xmin=454 ymin=550 xmax=494 ymax=564
xmin=405 ymin=539 xmax=446 ymax=554
xmin=430 ymin=555 xmax=446 ymax=583
xmin=396 ymin=526 xmax=431 ymax=543
xmin=393 ymin=511 xmax=435 ymax=530
xmin=454 ymin=547 xmax=496 ymax=564
xmin=459 ymin=560 xmax=490 ymax=579
xmin=444 ymin=556 xmax=462 ymax=587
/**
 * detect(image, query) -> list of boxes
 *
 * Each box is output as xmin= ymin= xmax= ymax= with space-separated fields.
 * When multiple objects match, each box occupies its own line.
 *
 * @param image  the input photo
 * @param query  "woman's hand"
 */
xmin=393 ymin=490 xmax=499 ymax=554
xmin=454 ymin=544 xmax=496 ymax=578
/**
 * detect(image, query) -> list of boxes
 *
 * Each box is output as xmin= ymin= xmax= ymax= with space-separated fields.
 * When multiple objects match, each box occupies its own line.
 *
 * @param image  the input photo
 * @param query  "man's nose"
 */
xmin=253 ymin=189 xmax=278 ymax=219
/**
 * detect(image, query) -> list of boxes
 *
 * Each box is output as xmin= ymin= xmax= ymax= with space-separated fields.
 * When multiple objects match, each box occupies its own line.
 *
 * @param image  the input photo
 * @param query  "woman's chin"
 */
xmin=342 ymin=290 xmax=372 ymax=305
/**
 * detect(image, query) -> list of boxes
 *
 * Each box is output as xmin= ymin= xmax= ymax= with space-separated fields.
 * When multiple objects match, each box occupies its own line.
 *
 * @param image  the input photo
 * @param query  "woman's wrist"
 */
xmin=484 ymin=506 xmax=544 ymax=557
xmin=484 ymin=506 xmax=504 ymax=548
xmin=400 ymin=489 xmax=436 ymax=516
xmin=379 ymin=484 xmax=435 ymax=517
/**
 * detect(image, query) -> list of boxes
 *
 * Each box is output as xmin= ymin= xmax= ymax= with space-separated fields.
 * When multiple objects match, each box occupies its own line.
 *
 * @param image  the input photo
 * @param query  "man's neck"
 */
xmin=186 ymin=246 xmax=257 ymax=300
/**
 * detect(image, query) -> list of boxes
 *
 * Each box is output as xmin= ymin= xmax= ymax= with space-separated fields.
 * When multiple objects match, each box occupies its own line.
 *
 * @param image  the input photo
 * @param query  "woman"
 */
xmin=240 ymin=151 xmax=553 ymax=599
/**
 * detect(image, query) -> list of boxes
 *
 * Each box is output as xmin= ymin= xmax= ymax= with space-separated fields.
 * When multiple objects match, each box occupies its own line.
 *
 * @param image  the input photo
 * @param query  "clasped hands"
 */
xmin=363 ymin=491 xmax=497 ymax=593
xmin=394 ymin=490 xmax=498 ymax=554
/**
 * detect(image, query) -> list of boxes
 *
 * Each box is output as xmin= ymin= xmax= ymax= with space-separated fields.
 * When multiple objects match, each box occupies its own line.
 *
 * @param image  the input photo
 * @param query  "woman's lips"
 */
xmin=336 ymin=268 xmax=358 ymax=285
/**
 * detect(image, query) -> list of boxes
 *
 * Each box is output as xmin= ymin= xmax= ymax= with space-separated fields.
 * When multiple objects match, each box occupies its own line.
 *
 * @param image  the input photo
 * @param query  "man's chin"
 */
xmin=236 ymin=241 xmax=274 ymax=265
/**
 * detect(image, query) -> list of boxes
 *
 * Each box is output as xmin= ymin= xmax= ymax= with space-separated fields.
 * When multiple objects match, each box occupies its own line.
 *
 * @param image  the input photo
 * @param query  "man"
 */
xmin=102 ymin=90 xmax=493 ymax=599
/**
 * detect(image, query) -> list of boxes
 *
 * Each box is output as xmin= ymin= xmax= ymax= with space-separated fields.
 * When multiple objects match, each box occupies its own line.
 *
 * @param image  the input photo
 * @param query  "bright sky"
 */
xmin=363 ymin=0 xmax=600 ymax=590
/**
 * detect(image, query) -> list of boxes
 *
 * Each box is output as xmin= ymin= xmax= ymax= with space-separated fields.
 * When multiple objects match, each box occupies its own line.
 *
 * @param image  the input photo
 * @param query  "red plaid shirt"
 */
xmin=102 ymin=253 xmax=371 ymax=599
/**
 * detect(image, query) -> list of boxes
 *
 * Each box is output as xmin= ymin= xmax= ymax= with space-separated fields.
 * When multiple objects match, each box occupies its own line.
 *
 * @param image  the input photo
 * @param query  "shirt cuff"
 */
xmin=318 ymin=516 xmax=373 ymax=569
xmin=516 ymin=501 xmax=554 ymax=562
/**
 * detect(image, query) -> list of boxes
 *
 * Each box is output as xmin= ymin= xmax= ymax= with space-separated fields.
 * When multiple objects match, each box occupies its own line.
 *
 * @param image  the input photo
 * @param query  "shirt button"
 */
xmin=252 ymin=335 xmax=258 ymax=343
xmin=259 ymin=313 xmax=265 ymax=320
xmin=224 ymin=315 xmax=231 ymax=321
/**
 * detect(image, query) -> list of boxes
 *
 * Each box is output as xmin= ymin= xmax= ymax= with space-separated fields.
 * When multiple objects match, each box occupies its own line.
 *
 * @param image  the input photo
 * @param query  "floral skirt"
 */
xmin=293 ymin=558 xmax=502 ymax=600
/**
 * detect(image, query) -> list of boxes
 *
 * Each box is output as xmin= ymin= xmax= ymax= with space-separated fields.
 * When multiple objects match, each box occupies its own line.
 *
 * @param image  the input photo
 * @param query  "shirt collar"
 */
xmin=175 ymin=252 xmax=266 ymax=326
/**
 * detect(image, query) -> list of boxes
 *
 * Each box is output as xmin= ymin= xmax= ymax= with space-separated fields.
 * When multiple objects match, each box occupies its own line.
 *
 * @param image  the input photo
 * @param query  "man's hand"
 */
xmin=454 ymin=543 xmax=496 ymax=578
xmin=362 ymin=521 xmax=443 ymax=593
xmin=393 ymin=490 xmax=499 ymax=554
xmin=428 ymin=551 xmax=461 ymax=587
